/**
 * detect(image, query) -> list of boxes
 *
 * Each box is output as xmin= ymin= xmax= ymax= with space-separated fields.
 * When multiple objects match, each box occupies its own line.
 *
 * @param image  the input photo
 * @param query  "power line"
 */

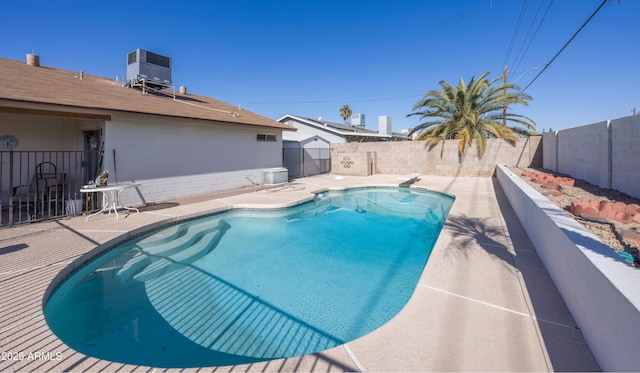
xmin=522 ymin=0 xmax=608 ymax=93
xmin=503 ymin=0 xmax=530 ymax=67
xmin=510 ymin=0 xmax=554 ymax=79
xmin=226 ymin=93 xmax=425 ymax=105
xmin=509 ymin=0 xmax=545 ymax=74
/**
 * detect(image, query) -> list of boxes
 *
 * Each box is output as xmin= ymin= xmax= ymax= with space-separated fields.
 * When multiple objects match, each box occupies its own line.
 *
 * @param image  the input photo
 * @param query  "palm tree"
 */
xmin=339 ymin=104 xmax=352 ymax=123
xmin=407 ymin=72 xmax=536 ymax=156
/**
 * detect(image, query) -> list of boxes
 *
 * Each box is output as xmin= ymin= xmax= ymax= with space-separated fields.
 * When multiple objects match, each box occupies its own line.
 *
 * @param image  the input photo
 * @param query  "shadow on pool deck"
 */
xmin=492 ymin=178 xmax=599 ymax=372
xmin=0 ymin=174 xmax=601 ymax=372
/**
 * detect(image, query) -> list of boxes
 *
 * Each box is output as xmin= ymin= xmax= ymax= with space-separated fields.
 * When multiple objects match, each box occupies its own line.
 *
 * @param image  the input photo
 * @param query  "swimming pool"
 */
xmin=45 ymin=187 xmax=454 ymax=368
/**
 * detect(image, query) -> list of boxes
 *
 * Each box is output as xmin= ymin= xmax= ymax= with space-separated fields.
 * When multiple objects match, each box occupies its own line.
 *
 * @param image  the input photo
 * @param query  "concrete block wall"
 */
xmin=331 ymin=136 xmax=542 ymax=177
xmin=118 ymin=169 xmax=266 ymax=206
xmin=542 ymin=114 xmax=640 ymax=199
xmin=334 ymin=151 xmax=373 ymax=176
xmin=546 ymin=121 xmax=610 ymax=188
xmin=542 ymin=130 xmax=557 ymax=171
xmin=334 ymin=142 xmax=426 ymax=176
xmin=611 ymin=115 xmax=640 ymax=198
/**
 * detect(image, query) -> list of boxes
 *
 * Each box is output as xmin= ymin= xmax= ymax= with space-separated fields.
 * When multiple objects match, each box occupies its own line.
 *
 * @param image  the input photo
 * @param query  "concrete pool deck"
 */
xmin=0 ymin=174 xmax=600 ymax=372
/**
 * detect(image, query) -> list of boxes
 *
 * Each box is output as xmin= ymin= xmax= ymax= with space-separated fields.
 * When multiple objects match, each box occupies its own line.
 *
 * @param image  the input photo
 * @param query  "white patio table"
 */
xmin=79 ymin=183 xmax=141 ymax=221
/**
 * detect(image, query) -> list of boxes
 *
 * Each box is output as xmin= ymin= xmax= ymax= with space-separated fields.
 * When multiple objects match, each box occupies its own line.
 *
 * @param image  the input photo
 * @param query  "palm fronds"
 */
xmin=407 ymin=72 xmax=536 ymax=156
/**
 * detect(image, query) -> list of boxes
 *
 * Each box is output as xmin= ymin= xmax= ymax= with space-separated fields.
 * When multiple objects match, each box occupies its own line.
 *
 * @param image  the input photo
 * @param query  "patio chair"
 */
xmin=12 ymin=162 xmax=66 ymax=217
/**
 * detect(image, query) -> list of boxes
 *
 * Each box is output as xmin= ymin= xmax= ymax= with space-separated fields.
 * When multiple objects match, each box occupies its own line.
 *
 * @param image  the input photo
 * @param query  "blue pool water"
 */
xmin=45 ymin=187 xmax=453 ymax=368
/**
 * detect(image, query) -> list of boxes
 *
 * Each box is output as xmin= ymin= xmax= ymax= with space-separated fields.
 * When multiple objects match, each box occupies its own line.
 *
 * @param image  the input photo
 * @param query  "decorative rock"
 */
xmin=542 ymin=182 xmax=561 ymax=190
xmin=524 ymin=171 xmax=575 ymax=187
xmin=625 ymin=204 xmax=640 ymax=215
xmin=599 ymin=208 xmax=617 ymax=221
xmin=557 ymin=177 xmax=575 ymax=187
xmin=600 ymin=200 xmax=613 ymax=210
xmin=582 ymin=206 xmax=600 ymax=219
xmin=570 ymin=198 xmax=640 ymax=224
xmin=571 ymin=201 xmax=585 ymax=216
xmin=623 ymin=234 xmax=640 ymax=248
xmin=615 ymin=212 xmax=634 ymax=224
xmin=613 ymin=202 xmax=627 ymax=212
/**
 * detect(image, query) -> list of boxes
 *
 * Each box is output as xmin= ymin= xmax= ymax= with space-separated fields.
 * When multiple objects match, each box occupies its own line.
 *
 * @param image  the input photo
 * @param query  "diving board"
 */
xmin=399 ymin=173 xmax=421 ymax=181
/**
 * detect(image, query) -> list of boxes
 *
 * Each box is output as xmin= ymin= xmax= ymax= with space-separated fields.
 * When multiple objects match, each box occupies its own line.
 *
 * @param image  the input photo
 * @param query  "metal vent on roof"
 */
xmin=146 ymin=51 xmax=170 ymax=68
xmin=127 ymin=51 xmax=137 ymax=65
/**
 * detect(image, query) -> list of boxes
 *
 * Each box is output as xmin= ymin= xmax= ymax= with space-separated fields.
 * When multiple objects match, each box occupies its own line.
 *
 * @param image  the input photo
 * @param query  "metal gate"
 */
xmin=283 ymin=148 xmax=331 ymax=178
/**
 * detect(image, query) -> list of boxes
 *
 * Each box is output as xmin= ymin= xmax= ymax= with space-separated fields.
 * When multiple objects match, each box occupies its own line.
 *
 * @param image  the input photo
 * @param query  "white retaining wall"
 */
xmin=496 ymin=164 xmax=640 ymax=372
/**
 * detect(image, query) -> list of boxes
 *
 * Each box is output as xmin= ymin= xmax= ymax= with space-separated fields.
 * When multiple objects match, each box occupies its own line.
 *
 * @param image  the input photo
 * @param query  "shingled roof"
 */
xmin=0 ymin=57 xmax=294 ymax=131
xmin=297 ymin=115 xmax=380 ymax=134
xmin=279 ymin=114 xmax=401 ymax=139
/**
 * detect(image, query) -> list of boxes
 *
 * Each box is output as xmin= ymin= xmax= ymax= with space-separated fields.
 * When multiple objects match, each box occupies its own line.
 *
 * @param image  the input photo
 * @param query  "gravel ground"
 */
xmin=511 ymin=166 xmax=640 ymax=267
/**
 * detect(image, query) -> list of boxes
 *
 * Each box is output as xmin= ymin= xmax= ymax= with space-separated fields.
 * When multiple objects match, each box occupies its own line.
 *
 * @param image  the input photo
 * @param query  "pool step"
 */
xmin=117 ymin=219 xmax=231 ymax=282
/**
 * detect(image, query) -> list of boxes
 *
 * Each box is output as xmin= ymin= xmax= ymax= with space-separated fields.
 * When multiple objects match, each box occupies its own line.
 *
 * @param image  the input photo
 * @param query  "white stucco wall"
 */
xmin=301 ymin=136 xmax=330 ymax=149
xmin=0 ymin=110 xmax=284 ymax=207
xmin=497 ymin=164 xmax=640 ymax=372
xmin=281 ymin=118 xmax=346 ymax=144
xmin=0 ymin=113 xmax=105 ymax=206
xmin=0 ymin=113 xmax=100 ymax=152
xmin=104 ymin=114 xmax=283 ymax=205
xmin=283 ymin=135 xmax=330 ymax=150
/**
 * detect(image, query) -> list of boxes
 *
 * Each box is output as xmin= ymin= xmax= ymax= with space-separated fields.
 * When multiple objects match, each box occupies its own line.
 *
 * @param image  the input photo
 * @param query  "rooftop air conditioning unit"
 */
xmin=126 ymin=48 xmax=172 ymax=87
xmin=351 ymin=113 xmax=365 ymax=128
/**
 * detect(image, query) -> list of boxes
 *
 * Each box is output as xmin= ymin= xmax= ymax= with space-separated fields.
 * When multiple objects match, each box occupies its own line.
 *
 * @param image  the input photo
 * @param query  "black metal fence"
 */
xmin=0 ymin=148 xmax=331 ymax=226
xmin=0 ymin=150 xmax=99 ymax=226
xmin=283 ymin=148 xmax=331 ymax=178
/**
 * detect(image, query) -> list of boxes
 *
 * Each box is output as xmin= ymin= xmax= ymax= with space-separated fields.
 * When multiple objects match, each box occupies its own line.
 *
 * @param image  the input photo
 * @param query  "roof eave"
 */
xmin=0 ymin=98 xmax=297 ymax=131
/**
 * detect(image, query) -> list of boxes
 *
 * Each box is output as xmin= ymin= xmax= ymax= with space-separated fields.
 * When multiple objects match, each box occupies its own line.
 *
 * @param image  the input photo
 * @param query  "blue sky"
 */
xmin=1 ymin=0 xmax=637 ymax=132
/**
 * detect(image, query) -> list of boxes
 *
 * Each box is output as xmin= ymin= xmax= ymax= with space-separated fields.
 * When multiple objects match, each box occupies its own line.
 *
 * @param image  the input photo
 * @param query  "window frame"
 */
xmin=257 ymin=134 xmax=277 ymax=142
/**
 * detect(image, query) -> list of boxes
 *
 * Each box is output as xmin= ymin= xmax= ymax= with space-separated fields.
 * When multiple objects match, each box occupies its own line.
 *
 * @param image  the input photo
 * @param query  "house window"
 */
xmin=257 ymin=134 xmax=277 ymax=142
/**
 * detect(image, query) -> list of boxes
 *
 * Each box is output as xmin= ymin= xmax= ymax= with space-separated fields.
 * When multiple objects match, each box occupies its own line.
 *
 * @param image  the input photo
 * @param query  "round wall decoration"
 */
xmin=0 ymin=135 xmax=18 ymax=150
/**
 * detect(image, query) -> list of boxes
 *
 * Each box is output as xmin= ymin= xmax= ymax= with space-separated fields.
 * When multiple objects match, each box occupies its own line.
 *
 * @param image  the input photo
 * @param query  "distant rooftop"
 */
xmin=299 ymin=116 xmax=380 ymax=134
xmin=279 ymin=114 xmax=408 ymax=141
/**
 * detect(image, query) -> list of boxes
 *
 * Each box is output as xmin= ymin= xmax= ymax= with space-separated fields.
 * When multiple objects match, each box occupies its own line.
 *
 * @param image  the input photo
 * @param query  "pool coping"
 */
xmin=0 ymin=174 xmax=600 ymax=372
xmin=44 ymin=185 xmax=454 ymax=368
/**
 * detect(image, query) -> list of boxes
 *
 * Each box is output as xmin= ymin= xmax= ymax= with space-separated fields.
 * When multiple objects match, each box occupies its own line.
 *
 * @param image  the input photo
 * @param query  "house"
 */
xmin=278 ymin=114 xmax=406 ymax=144
xmin=277 ymin=114 xmax=406 ymax=177
xmin=0 ymin=53 xmax=295 ymax=223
